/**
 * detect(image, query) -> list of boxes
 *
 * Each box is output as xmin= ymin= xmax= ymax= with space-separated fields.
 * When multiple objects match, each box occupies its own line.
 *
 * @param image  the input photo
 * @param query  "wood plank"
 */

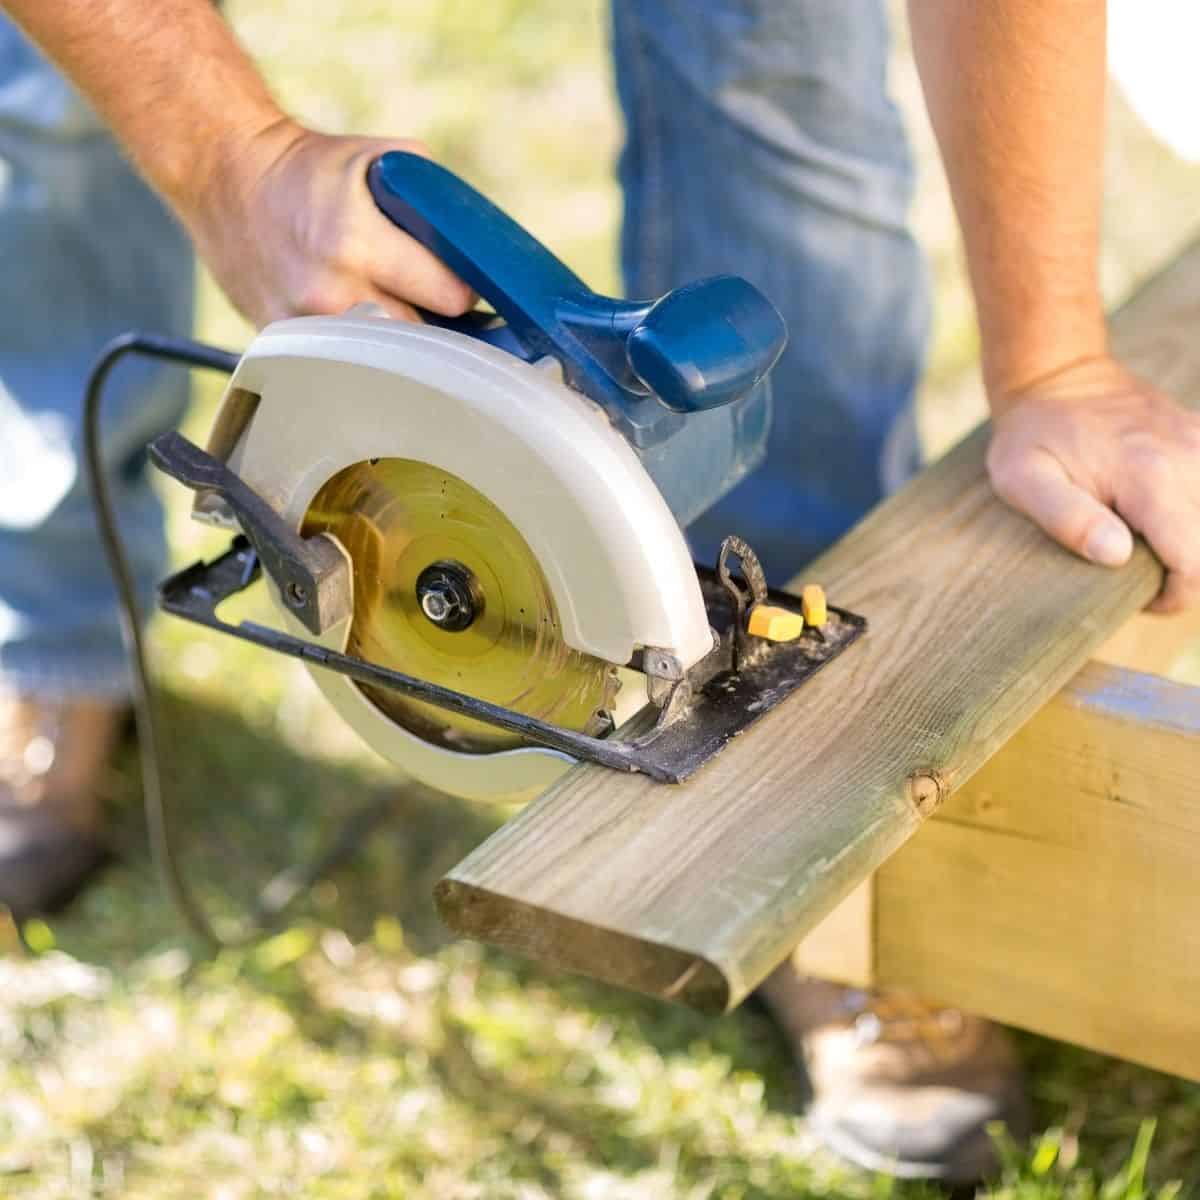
xmin=872 ymin=661 xmax=1200 ymax=1080
xmin=437 ymin=241 xmax=1200 ymax=1014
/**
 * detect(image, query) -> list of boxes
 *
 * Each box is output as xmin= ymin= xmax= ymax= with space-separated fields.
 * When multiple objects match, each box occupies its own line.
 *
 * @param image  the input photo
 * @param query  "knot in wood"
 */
xmin=906 ymin=770 xmax=947 ymax=819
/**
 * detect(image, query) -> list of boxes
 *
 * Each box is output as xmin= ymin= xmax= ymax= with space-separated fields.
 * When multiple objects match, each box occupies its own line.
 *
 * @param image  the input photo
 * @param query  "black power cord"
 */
xmin=83 ymin=332 xmax=395 ymax=950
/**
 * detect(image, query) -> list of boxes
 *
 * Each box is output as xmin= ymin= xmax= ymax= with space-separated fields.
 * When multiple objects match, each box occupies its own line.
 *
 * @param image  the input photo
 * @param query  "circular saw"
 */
xmin=148 ymin=153 xmax=866 ymax=800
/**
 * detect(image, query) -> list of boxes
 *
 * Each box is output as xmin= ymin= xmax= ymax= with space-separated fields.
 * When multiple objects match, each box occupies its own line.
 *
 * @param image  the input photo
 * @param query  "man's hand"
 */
xmin=987 ymin=356 xmax=1200 ymax=612
xmin=186 ymin=124 xmax=474 ymax=327
xmin=3 ymin=0 xmax=472 ymax=328
xmin=909 ymin=0 xmax=1200 ymax=612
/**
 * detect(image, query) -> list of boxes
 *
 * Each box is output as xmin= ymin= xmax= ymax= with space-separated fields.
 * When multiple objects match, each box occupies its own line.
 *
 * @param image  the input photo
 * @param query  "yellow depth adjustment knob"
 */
xmin=801 ymin=584 xmax=827 ymax=628
xmin=747 ymin=603 xmax=805 ymax=643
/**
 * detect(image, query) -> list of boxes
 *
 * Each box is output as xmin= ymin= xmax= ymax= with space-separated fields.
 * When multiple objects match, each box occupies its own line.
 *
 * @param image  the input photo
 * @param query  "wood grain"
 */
xmin=437 ymin=241 xmax=1200 ymax=1013
xmin=872 ymin=661 xmax=1200 ymax=1080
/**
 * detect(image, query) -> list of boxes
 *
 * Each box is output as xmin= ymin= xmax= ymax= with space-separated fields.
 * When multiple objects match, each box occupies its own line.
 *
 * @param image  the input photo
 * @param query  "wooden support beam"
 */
xmin=437 ymin=242 xmax=1200 ymax=1014
xmin=1096 ymin=606 xmax=1200 ymax=676
xmin=792 ymin=878 xmax=874 ymax=989
xmin=871 ymin=661 xmax=1200 ymax=1081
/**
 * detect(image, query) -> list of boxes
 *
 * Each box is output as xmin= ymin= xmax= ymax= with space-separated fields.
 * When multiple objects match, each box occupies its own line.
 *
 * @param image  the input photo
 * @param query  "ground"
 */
xmin=5 ymin=2 xmax=1200 ymax=1195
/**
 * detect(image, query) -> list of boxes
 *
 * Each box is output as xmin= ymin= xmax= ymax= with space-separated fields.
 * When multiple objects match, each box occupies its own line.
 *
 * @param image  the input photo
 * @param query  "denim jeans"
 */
xmin=0 ymin=20 xmax=193 ymax=696
xmin=614 ymin=0 xmax=928 ymax=582
xmin=0 ymin=0 xmax=925 ymax=697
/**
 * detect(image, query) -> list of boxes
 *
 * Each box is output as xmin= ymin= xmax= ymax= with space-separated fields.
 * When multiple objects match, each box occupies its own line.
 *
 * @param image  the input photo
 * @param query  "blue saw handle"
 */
xmin=366 ymin=152 xmax=786 ymax=438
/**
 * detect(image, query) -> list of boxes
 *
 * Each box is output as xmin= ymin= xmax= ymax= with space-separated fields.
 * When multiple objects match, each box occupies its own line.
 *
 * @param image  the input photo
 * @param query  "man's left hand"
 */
xmin=986 ymin=355 xmax=1200 ymax=613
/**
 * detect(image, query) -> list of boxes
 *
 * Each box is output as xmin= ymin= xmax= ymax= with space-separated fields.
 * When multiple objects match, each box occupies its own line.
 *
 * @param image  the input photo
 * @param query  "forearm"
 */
xmin=908 ymin=0 xmax=1109 ymax=403
xmin=2 ymin=0 xmax=292 ymax=221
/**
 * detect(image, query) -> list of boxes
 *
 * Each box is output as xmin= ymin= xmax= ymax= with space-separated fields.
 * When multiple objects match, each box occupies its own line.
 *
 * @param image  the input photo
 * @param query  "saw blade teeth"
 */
xmin=301 ymin=458 xmax=615 ymax=754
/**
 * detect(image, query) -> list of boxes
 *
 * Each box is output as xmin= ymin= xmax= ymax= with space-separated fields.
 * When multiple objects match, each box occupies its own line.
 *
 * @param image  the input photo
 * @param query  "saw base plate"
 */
xmin=159 ymin=539 xmax=866 ymax=785
xmin=642 ymin=570 xmax=866 ymax=780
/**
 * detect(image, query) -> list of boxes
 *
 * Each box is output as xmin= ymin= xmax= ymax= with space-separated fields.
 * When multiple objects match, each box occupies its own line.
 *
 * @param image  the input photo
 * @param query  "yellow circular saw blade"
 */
xmin=301 ymin=458 xmax=618 ymax=754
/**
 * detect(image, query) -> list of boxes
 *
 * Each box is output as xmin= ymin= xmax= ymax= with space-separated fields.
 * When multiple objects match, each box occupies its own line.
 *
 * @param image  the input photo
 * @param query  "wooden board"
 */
xmin=873 ymin=661 xmax=1200 ymax=1081
xmin=437 ymin=241 xmax=1200 ymax=1014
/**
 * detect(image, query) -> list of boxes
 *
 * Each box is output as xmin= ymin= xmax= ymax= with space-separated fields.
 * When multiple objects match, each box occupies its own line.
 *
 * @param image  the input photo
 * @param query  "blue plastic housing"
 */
xmin=366 ymin=152 xmax=785 ymax=527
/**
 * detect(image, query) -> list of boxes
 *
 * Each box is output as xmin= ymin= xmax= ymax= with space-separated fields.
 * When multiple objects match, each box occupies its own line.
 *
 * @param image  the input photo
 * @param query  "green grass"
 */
xmin=6 ymin=1 xmax=1200 ymax=1195
xmin=7 ymin=718 xmax=1200 ymax=1197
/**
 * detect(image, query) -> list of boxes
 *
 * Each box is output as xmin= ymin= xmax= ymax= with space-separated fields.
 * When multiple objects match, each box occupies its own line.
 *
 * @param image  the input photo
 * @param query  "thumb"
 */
xmin=987 ymin=445 xmax=1134 ymax=567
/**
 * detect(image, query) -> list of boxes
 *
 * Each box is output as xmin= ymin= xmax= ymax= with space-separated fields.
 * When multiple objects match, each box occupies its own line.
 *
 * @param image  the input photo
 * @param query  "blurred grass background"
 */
xmin=5 ymin=2 xmax=1200 ymax=1196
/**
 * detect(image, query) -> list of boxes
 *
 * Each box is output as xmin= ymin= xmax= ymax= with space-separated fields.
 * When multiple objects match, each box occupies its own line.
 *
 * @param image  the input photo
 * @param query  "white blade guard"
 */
xmin=200 ymin=313 xmax=714 ymax=800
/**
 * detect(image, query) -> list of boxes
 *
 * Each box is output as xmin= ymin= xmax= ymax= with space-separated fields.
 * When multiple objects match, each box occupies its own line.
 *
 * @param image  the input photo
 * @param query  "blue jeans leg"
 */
xmin=0 ymin=21 xmax=194 ymax=697
xmin=612 ymin=0 xmax=929 ymax=583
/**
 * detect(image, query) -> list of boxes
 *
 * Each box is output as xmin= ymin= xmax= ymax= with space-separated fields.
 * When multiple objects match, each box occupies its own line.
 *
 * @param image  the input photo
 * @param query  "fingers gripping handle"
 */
xmin=366 ymin=152 xmax=787 ymax=431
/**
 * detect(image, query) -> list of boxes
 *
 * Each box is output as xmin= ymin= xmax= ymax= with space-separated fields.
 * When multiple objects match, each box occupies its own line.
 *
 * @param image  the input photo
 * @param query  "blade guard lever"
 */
xmin=366 ymin=152 xmax=787 ymax=446
xmin=148 ymin=431 xmax=350 ymax=636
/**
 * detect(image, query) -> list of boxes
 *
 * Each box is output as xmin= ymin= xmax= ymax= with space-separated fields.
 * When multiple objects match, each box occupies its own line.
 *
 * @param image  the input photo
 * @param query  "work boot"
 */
xmin=761 ymin=964 xmax=1031 ymax=1183
xmin=0 ymin=691 xmax=122 ymax=918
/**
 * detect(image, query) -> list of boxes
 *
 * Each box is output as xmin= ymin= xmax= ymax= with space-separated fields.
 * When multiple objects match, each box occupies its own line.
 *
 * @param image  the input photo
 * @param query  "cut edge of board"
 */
xmin=434 ymin=877 xmax=730 ymax=1013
